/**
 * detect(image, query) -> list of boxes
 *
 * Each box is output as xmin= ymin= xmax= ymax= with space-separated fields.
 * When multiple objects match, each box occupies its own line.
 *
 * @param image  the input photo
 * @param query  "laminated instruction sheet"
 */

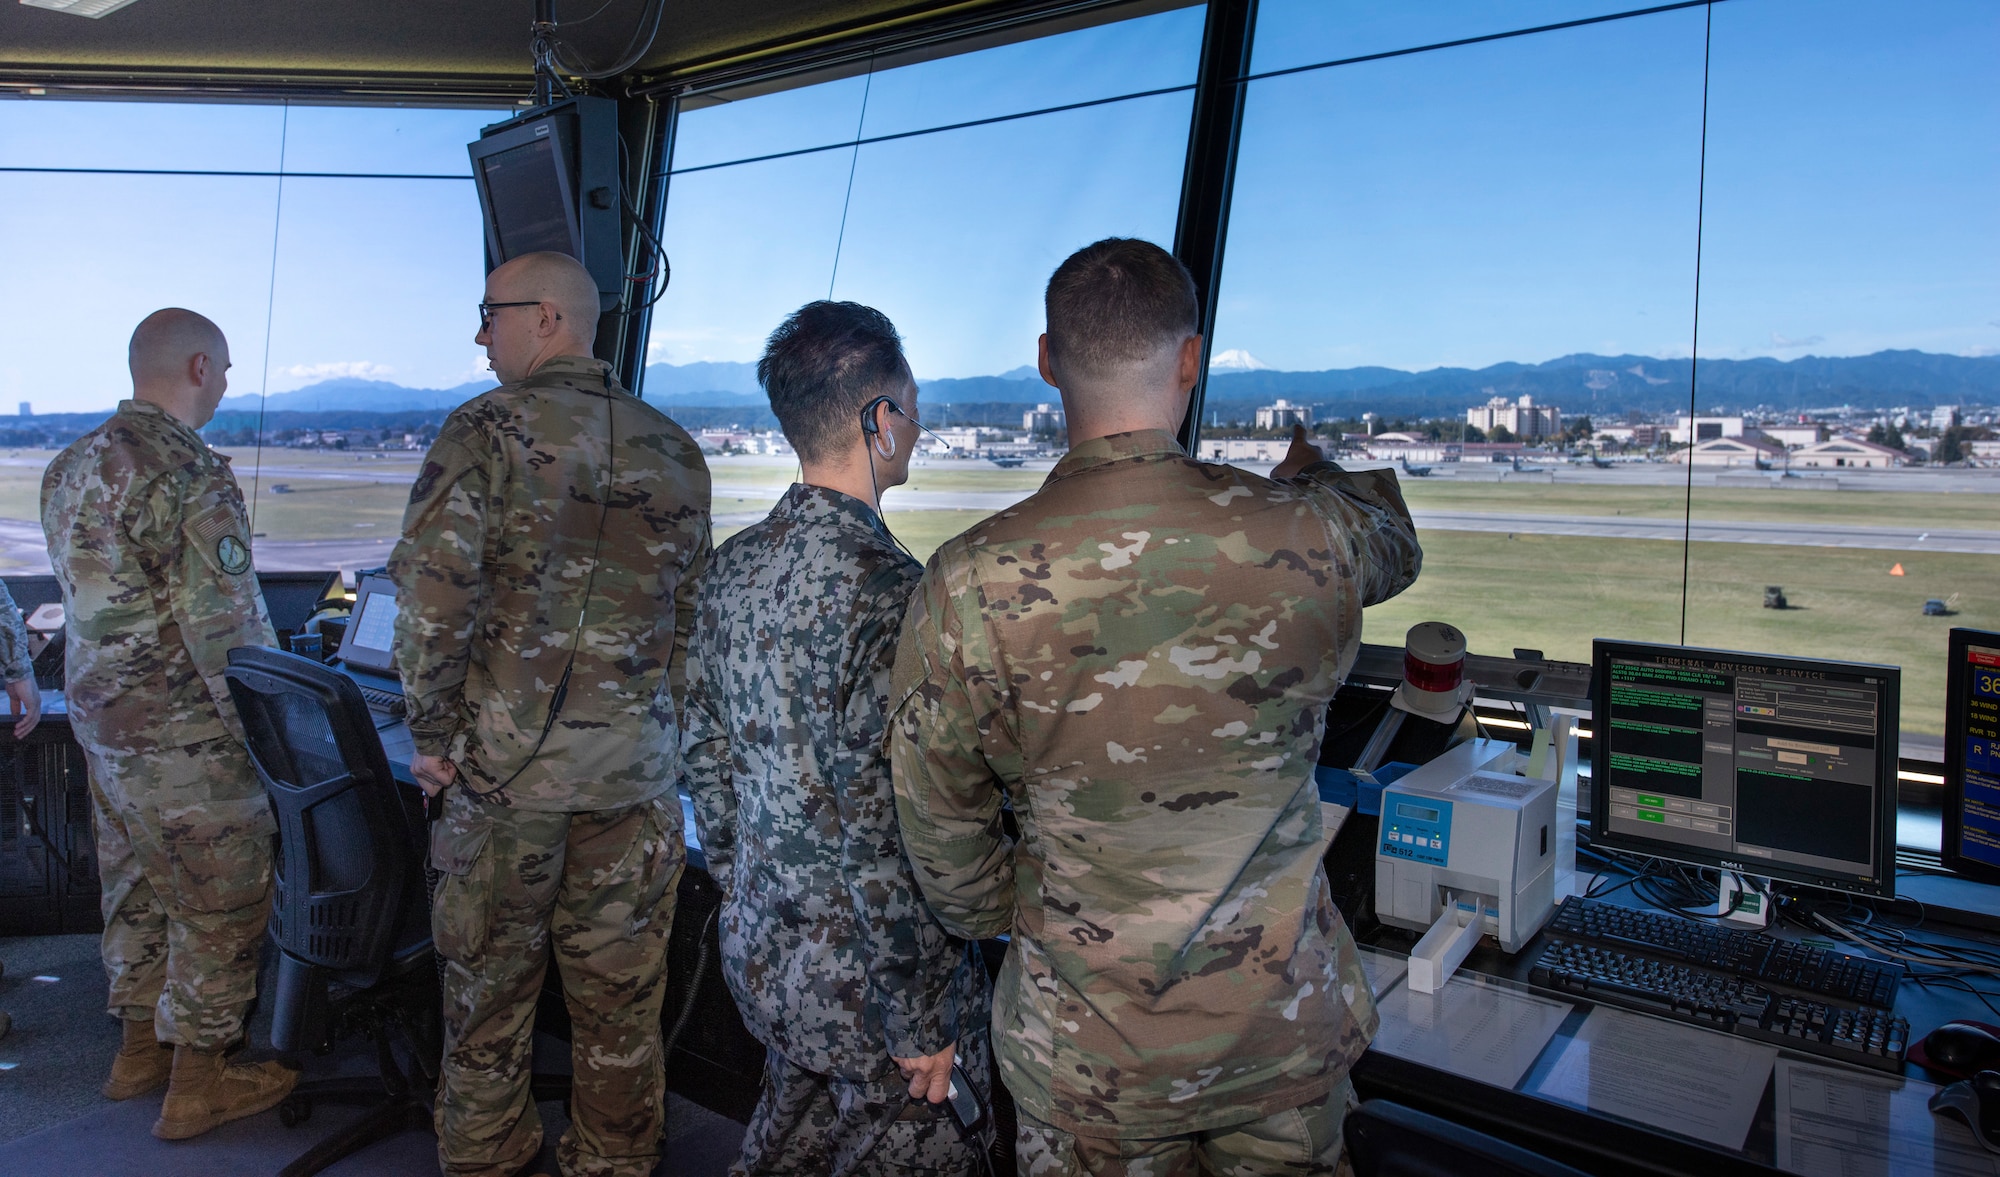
xmin=1775 ymin=1059 xmax=2000 ymax=1177
xmin=1534 ymin=1006 xmax=1776 ymax=1151
xmin=1370 ymin=970 xmax=1571 ymax=1090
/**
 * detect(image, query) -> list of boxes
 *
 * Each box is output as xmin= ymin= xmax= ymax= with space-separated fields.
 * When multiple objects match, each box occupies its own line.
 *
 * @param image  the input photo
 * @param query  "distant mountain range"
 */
xmin=218 ymin=350 xmax=2000 ymax=421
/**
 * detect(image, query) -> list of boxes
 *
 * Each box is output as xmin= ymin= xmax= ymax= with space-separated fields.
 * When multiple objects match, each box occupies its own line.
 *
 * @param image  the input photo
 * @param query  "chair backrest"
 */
xmin=1344 ymin=1100 xmax=1596 ymax=1177
xmin=223 ymin=647 xmax=428 ymax=1011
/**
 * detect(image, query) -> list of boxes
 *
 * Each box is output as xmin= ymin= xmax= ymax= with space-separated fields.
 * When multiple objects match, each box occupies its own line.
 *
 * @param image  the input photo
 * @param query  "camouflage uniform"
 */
xmin=0 ymin=581 xmax=33 ymax=684
xmin=390 ymin=355 xmax=711 ymax=1177
xmin=890 ymin=430 xmax=1422 ymax=1171
xmin=683 ymin=484 xmax=991 ymax=1176
xmin=41 ymin=398 xmax=277 ymax=1050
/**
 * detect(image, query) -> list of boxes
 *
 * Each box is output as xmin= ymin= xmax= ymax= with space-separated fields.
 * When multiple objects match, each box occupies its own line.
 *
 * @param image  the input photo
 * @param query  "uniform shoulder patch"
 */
xmin=409 ymin=460 xmax=445 ymax=504
xmin=216 ymin=534 xmax=251 ymax=575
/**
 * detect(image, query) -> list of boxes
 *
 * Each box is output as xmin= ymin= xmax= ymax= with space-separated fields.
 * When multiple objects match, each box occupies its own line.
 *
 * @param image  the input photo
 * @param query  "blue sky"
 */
xmin=0 ymin=0 xmax=1993 ymax=414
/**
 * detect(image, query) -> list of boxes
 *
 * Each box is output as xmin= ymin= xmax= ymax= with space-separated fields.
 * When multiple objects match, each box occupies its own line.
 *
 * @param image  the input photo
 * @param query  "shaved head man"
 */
xmin=43 ymin=309 xmax=291 ymax=1140
xmin=127 ymin=308 xmax=232 ymax=429
xmin=476 ymin=251 xmax=604 ymax=385
xmin=395 ymin=250 xmax=711 ymax=1177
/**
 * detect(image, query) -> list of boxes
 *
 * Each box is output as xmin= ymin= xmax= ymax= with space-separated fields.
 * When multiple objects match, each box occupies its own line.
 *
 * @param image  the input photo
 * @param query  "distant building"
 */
xmin=1666 ymin=415 xmax=1746 ymax=444
xmin=1198 ymin=437 xmax=1330 ymax=463
xmin=16 ymin=402 xmax=29 ymax=418
xmin=932 ymin=426 xmax=1003 ymax=452
xmin=1363 ymin=439 xmax=1459 ymax=464
xmin=1255 ymin=399 xmax=1313 ymax=431
xmin=1023 ymin=403 xmax=1065 ymax=433
xmin=1933 ymin=405 xmax=1961 ymax=431
xmin=1593 ymin=424 xmax=1661 ymax=447
xmin=1792 ymin=437 xmax=1907 ymax=469
xmin=1668 ymin=436 xmax=1786 ymax=468
xmin=1467 ymin=395 xmax=1561 ymax=440
xmin=1460 ymin=441 xmax=1527 ymax=463
xmin=1755 ymin=422 xmax=1826 ymax=449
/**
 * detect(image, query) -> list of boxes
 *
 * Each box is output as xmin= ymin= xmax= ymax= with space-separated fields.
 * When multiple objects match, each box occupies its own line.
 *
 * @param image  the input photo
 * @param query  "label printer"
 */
xmin=1374 ymin=738 xmax=1560 ymax=991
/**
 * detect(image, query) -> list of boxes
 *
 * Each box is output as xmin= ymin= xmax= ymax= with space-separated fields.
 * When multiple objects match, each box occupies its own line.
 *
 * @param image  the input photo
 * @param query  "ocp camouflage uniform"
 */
xmin=890 ymin=430 xmax=1423 ymax=1174
xmin=0 ymin=581 xmax=33 ymax=685
xmin=390 ymin=355 xmax=711 ymax=1177
xmin=41 ymin=398 xmax=277 ymax=1051
xmin=683 ymin=484 xmax=991 ymax=1176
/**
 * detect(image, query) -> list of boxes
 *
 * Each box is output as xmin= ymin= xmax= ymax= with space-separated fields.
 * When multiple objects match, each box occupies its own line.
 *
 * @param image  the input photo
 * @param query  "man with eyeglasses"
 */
xmin=391 ymin=251 xmax=712 ymax=1177
xmin=682 ymin=301 xmax=991 ymax=1176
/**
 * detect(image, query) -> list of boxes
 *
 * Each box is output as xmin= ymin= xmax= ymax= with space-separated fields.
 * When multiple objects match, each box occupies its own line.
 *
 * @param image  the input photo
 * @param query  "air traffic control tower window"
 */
xmin=0 ymin=99 xmax=502 ymax=579
xmin=1207 ymin=0 xmax=1997 ymax=815
xmin=649 ymin=4 xmax=1204 ymax=557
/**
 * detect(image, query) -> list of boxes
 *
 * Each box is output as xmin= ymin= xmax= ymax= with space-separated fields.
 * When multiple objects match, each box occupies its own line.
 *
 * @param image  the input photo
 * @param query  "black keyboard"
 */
xmin=1548 ymin=895 xmax=1902 ymax=1008
xmin=1531 ymin=938 xmax=1910 ymax=1073
xmin=357 ymin=684 xmax=405 ymax=719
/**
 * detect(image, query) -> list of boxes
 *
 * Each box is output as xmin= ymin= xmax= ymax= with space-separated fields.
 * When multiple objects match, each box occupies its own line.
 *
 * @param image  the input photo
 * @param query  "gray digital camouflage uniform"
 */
xmin=390 ymin=355 xmax=712 ymax=1177
xmin=684 ymin=483 xmax=991 ymax=1176
xmin=41 ymin=398 xmax=277 ymax=1050
xmin=0 ymin=581 xmax=33 ymax=684
xmin=890 ymin=430 xmax=1422 ymax=1170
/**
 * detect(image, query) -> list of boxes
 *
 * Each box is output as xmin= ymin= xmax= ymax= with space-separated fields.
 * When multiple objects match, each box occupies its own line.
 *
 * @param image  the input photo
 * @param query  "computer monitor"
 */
xmin=1591 ymin=639 xmax=1900 ymax=898
xmin=1942 ymin=628 xmax=2000 ymax=885
xmin=335 ymin=575 xmax=399 ymax=677
xmin=468 ymin=96 xmax=622 ymax=311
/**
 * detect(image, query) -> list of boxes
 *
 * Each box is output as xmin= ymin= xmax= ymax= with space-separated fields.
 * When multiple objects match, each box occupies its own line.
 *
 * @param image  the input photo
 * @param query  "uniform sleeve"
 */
xmin=666 ymin=518 xmax=713 ymax=716
xmin=889 ymin=552 xmax=1016 ymax=942
xmin=389 ymin=431 xmax=488 ymax=758
xmin=835 ymin=565 xmax=958 ymax=1059
xmin=0 ymin=581 xmax=33 ymax=684
xmin=1288 ymin=460 xmax=1423 ymax=607
xmin=678 ymin=613 xmax=737 ymax=889
xmin=130 ymin=468 xmax=276 ymax=730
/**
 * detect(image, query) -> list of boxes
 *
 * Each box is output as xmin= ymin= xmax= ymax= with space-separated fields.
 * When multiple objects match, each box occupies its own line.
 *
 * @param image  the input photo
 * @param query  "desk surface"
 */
xmin=1356 ymin=871 xmax=2000 ymax=1177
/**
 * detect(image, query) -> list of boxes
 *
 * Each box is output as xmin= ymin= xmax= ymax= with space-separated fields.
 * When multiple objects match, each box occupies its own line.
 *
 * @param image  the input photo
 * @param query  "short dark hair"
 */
xmin=758 ymin=301 xmax=909 ymax=463
xmin=1044 ymin=238 xmax=1198 ymax=382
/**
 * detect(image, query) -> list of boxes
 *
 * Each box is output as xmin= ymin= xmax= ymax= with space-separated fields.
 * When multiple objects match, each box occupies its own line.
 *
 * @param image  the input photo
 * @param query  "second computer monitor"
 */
xmin=1591 ymin=639 xmax=1900 ymax=898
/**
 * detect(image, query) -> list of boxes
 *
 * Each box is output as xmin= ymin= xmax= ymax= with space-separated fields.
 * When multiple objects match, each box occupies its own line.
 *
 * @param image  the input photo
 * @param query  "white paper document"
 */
xmin=1775 ymin=1059 xmax=2000 ymax=1177
xmin=1355 ymin=947 xmax=1408 ymax=999
xmin=1533 ymin=1006 xmax=1776 ymax=1151
xmin=1371 ymin=972 xmax=1570 ymax=1090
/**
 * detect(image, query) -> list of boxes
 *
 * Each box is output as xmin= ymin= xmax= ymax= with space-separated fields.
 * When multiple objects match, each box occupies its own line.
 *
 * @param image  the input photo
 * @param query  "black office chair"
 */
xmin=1344 ymin=1100 xmax=1597 ymax=1177
xmin=224 ymin=646 xmax=441 ymax=1177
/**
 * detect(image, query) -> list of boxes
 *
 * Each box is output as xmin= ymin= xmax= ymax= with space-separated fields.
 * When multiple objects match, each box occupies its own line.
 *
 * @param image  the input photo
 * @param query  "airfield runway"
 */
xmin=0 ymin=455 xmax=1991 ymax=575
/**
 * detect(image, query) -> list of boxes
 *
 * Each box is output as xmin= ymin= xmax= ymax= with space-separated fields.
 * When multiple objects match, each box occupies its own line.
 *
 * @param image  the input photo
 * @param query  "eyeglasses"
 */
xmin=477 ymin=300 xmax=544 ymax=332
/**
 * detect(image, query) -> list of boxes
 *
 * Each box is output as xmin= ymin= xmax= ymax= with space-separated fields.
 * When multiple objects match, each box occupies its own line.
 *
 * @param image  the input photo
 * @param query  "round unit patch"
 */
xmin=216 ymin=535 xmax=251 ymax=575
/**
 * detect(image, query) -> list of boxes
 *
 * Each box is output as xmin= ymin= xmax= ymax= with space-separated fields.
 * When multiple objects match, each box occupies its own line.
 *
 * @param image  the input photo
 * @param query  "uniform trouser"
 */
xmin=733 ymin=1027 xmax=991 ymax=1177
xmin=85 ymin=737 xmax=275 ymax=1051
xmin=1015 ymin=1078 xmax=1357 ymax=1177
xmin=429 ymin=788 xmax=683 ymax=1177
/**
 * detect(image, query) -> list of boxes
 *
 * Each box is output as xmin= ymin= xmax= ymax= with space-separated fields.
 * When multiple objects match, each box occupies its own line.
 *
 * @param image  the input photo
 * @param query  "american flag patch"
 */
xmin=193 ymin=508 xmax=237 ymax=543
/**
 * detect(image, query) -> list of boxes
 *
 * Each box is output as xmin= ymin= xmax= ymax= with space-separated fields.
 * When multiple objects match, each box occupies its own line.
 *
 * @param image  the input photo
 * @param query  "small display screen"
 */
xmin=480 ymin=137 xmax=573 ymax=260
xmin=1396 ymin=802 xmax=1441 ymax=823
xmin=349 ymin=591 xmax=395 ymax=653
xmin=1955 ymin=643 xmax=2000 ymax=871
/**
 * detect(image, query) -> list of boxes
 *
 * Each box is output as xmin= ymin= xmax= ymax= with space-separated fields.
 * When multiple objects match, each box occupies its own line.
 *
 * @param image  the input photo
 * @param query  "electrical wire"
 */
xmin=550 ymin=0 xmax=668 ymax=80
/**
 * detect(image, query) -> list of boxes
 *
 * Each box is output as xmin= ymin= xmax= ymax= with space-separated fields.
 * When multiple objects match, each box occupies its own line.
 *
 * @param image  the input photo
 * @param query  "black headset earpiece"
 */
xmin=860 ymin=394 xmax=895 ymax=435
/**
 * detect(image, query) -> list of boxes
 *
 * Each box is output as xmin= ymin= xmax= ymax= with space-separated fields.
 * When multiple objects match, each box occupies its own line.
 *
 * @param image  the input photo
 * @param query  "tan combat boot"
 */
xmin=151 ymin=1045 xmax=298 ymax=1140
xmin=102 ymin=1017 xmax=174 ymax=1100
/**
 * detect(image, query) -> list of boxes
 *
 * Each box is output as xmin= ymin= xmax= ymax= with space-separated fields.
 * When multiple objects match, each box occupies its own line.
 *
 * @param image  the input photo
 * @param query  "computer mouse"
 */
xmin=1925 ymin=1022 xmax=2000 ymax=1076
xmin=1930 ymin=1070 xmax=2000 ymax=1154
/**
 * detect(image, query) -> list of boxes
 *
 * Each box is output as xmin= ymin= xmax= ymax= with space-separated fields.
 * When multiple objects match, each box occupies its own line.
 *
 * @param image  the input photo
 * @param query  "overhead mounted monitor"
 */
xmin=1591 ymin=639 xmax=1900 ymax=899
xmin=468 ymin=96 xmax=623 ymax=311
